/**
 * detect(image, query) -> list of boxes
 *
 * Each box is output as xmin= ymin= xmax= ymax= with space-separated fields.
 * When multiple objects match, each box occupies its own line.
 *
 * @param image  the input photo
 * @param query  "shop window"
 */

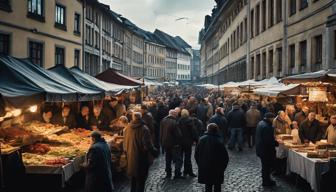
xmin=74 ymin=49 xmax=80 ymax=67
xmin=300 ymin=0 xmax=308 ymax=10
xmin=289 ymin=0 xmax=296 ymax=16
xmin=29 ymin=41 xmax=43 ymax=67
xmin=299 ymin=40 xmax=307 ymax=72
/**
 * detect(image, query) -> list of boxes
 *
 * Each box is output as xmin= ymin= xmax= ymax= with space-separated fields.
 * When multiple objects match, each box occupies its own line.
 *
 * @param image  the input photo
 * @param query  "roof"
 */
xmin=154 ymin=29 xmax=190 ymax=54
xmin=281 ymin=69 xmax=336 ymax=83
xmin=96 ymin=68 xmax=143 ymax=86
xmin=174 ymin=36 xmax=191 ymax=48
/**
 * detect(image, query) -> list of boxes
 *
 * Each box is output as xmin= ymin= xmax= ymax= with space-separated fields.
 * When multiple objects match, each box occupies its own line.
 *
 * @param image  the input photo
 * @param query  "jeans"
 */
xmin=205 ymin=184 xmax=221 ymax=192
xmin=228 ymin=128 xmax=244 ymax=149
xmin=182 ymin=145 xmax=193 ymax=174
xmin=172 ymin=145 xmax=183 ymax=176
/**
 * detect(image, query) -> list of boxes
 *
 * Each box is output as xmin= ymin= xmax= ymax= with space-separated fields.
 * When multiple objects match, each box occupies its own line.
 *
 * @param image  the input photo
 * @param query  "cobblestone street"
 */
xmin=113 ymin=147 xmax=304 ymax=192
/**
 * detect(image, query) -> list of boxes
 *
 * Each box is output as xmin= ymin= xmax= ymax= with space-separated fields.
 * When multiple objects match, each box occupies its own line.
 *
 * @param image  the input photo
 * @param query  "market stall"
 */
xmin=96 ymin=68 xmax=143 ymax=86
xmin=0 ymin=56 xmax=130 ymax=190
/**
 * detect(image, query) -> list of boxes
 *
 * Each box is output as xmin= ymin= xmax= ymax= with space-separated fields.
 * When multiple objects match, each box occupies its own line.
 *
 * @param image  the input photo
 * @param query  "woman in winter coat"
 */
xmin=195 ymin=123 xmax=229 ymax=192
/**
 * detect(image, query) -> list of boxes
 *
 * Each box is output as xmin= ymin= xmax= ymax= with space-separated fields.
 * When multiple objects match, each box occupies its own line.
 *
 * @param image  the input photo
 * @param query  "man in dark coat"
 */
xmin=77 ymin=106 xmax=91 ymax=130
xmin=255 ymin=112 xmax=278 ymax=187
xmin=227 ymin=103 xmax=246 ymax=151
xmin=178 ymin=109 xmax=198 ymax=177
xmin=196 ymin=99 xmax=209 ymax=126
xmin=209 ymin=107 xmax=228 ymax=142
xmin=294 ymin=106 xmax=309 ymax=126
xmin=124 ymin=112 xmax=158 ymax=192
xmin=90 ymin=105 xmax=109 ymax=131
xmin=299 ymin=112 xmax=322 ymax=143
xmin=52 ymin=105 xmax=76 ymax=129
xmin=141 ymin=105 xmax=156 ymax=145
xmin=160 ymin=110 xmax=183 ymax=179
xmin=85 ymin=131 xmax=114 ymax=192
xmin=195 ymin=123 xmax=229 ymax=192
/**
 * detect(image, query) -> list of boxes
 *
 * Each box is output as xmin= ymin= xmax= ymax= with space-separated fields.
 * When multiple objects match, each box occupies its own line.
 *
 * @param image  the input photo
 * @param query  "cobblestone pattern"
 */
xmin=114 ymin=147 xmax=304 ymax=192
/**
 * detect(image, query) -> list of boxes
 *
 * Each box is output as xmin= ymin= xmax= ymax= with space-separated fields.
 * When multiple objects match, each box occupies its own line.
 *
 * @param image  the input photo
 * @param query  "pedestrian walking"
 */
xmin=160 ymin=110 xmax=183 ymax=179
xmin=178 ymin=109 xmax=198 ymax=177
xmin=227 ymin=102 xmax=246 ymax=151
xmin=124 ymin=112 xmax=159 ymax=192
xmin=245 ymin=103 xmax=261 ymax=148
xmin=84 ymin=131 xmax=114 ymax=192
xmin=208 ymin=107 xmax=228 ymax=142
xmin=255 ymin=112 xmax=278 ymax=187
xmin=195 ymin=123 xmax=229 ymax=192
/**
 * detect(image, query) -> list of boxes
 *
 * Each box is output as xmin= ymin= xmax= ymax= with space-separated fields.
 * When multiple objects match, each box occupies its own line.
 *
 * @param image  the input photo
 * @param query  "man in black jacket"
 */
xmin=85 ymin=131 xmax=114 ymax=192
xmin=160 ymin=110 xmax=183 ymax=179
xmin=256 ymin=112 xmax=278 ymax=187
xmin=195 ymin=123 xmax=229 ymax=192
xmin=52 ymin=105 xmax=76 ymax=129
xmin=209 ymin=107 xmax=228 ymax=142
xmin=227 ymin=103 xmax=246 ymax=151
xmin=299 ymin=112 xmax=321 ymax=143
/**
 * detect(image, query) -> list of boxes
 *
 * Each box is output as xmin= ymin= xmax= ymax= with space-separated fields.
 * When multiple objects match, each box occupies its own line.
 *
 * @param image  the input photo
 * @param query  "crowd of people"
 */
xmin=32 ymin=86 xmax=336 ymax=192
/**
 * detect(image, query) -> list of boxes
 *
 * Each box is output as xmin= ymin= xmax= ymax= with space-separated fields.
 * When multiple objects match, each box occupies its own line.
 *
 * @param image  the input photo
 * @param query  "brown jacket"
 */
xmin=246 ymin=108 xmax=261 ymax=127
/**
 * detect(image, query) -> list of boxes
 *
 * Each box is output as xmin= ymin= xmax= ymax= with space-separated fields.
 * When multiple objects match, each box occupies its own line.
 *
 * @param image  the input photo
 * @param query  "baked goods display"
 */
xmin=22 ymin=153 xmax=69 ymax=166
xmin=22 ymin=121 xmax=67 ymax=135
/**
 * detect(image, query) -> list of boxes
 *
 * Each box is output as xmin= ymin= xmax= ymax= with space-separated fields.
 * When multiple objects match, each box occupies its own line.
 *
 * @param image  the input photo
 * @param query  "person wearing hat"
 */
xmin=195 ymin=123 xmax=229 ymax=192
xmin=255 ymin=112 xmax=278 ymax=187
xmin=84 ymin=131 xmax=114 ymax=192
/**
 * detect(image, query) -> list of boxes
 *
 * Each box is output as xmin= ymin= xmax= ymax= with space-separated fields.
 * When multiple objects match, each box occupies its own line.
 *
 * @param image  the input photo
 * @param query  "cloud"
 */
xmin=99 ymin=0 xmax=215 ymax=49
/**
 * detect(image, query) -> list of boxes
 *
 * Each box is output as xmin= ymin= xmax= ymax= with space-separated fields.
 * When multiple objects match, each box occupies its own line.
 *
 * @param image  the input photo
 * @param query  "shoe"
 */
xmin=174 ymin=175 xmax=186 ymax=179
xmin=262 ymin=180 xmax=276 ymax=187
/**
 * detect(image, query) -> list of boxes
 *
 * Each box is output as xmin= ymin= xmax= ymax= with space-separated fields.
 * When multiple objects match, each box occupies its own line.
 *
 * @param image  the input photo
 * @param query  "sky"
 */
xmin=99 ymin=0 xmax=215 ymax=49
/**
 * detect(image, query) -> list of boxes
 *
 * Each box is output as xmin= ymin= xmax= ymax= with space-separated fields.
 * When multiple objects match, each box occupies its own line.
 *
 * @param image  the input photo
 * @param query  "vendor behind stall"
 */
xmin=52 ymin=105 xmax=76 ymax=129
xmin=324 ymin=115 xmax=336 ymax=145
xmin=77 ymin=106 xmax=91 ymax=130
xmin=294 ymin=106 xmax=309 ymax=126
xmin=40 ymin=108 xmax=53 ymax=123
xmin=273 ymin=111 xmax=290 ymax=135
xmin=299 ymin=112 xmax=322 ymax=143
xmin=90 ymin=105 xmax=108 ymax=131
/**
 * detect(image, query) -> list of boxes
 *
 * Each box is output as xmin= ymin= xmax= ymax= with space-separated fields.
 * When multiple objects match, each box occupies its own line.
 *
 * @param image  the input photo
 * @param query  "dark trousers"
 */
xmin=246 ymin=127 xmax=256 ymax=147
xmin=131 ymin=176 xmax=147 ymax=192
xmin=165 ymin=146 xmax=182 ymax=176
xmin=205 ymin=184 xmax=221 ymax=192
xmin=260 ymin=156 xmax=275 ymax=183
xmin=182 ymin=145 xmax=193 ymax=174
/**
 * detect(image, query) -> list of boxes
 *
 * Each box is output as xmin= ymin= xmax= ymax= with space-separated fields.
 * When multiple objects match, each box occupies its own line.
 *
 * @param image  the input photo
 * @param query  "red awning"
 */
xmin=96 ymin=68 xmax=143 ymax=86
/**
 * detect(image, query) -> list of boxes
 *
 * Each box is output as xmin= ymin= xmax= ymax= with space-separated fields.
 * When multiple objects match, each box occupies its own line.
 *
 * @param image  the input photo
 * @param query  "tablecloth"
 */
xmin=25 ymin=155 xmax=85 ymax=187
xmin=286 ymin=150 xmax=330 ymax=192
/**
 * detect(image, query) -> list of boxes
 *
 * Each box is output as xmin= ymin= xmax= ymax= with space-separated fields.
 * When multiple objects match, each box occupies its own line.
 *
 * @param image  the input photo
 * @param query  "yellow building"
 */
xmin=0 ymin=0 xmax=83 ymax=69
xmin=199 ymin=0 xmax=336 ymax=83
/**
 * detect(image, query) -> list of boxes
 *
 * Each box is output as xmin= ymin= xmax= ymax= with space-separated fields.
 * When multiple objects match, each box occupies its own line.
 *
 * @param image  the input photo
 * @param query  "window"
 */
xmin=0 ymin=0 xmax=11 ymax=12
xmin=289 ymin=44 xmax=295 ymax=72
xmin=277 ymin=47 xmax=282 ymax=73
xmin=74 ymin=13 xmax=80 ymax=35
xmin=313 ymin=35 xmax=322 ymax=71
xmin=29 ymin=41 xmax=43 ymax=67
xmin=74 ymin=49 xmax=80 ymax=67
xmin=27 ymin=0 xmax=44 ymax=21
xmin=300 ymin=0 xmax=308 ymax=10
xmin=269 ymin=50 xmax=274 ymax=73
xmin=262 ymin=52 xmax=266 ymax=78
xmin=0 ymin=33 xmax=10 ymax=55
xmin=55 ymin=4 xmax=66 ymax=30
xmin=269 ymin=0 xmax=274 ymax=27
xmin=250 ymin=9 xmax=254 ymax=38
xmin=251 ymin=56 xmax=255 ymax=78
xmin=276 ymin=0 xmax=282 ymax=22
xmin=256 ymin=4 xmax=260 ymax=36
xmin=55 ymin=47 xmax=65 ymax=65
xmin=256 ymin=54 xmax=260 ymax=76
xmin=290 ymin=0 xmax=296 ymax=16
xmin=299 ymin=40 xmax=307 ymax=69
xmin=262 ymin=0 xmax=266 ymax=31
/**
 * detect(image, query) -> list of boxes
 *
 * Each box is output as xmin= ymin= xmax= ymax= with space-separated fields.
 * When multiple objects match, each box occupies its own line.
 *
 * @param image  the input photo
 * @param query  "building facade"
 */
xmin=191 ymin=49 xmax=201 ymax=81
xmin=0 ymin=0 xmax=83 ymax=69
xmin=199 ymin=0 xmax=336 ymax=84
xmin=145 ymin=39 xmax=166 ymax=80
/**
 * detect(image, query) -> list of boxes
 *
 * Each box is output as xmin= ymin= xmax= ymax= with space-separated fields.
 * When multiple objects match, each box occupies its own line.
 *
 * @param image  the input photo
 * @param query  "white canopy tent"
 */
xmin=253 ymin=84 xmax=300 ymax=97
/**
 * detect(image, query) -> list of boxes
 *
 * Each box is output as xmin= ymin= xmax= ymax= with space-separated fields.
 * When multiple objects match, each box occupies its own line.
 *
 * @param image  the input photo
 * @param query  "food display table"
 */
xmin=25 ymin=155 xmax=85 ymax=187
xmin=287 ymin=150 xmax=330 ymax=192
